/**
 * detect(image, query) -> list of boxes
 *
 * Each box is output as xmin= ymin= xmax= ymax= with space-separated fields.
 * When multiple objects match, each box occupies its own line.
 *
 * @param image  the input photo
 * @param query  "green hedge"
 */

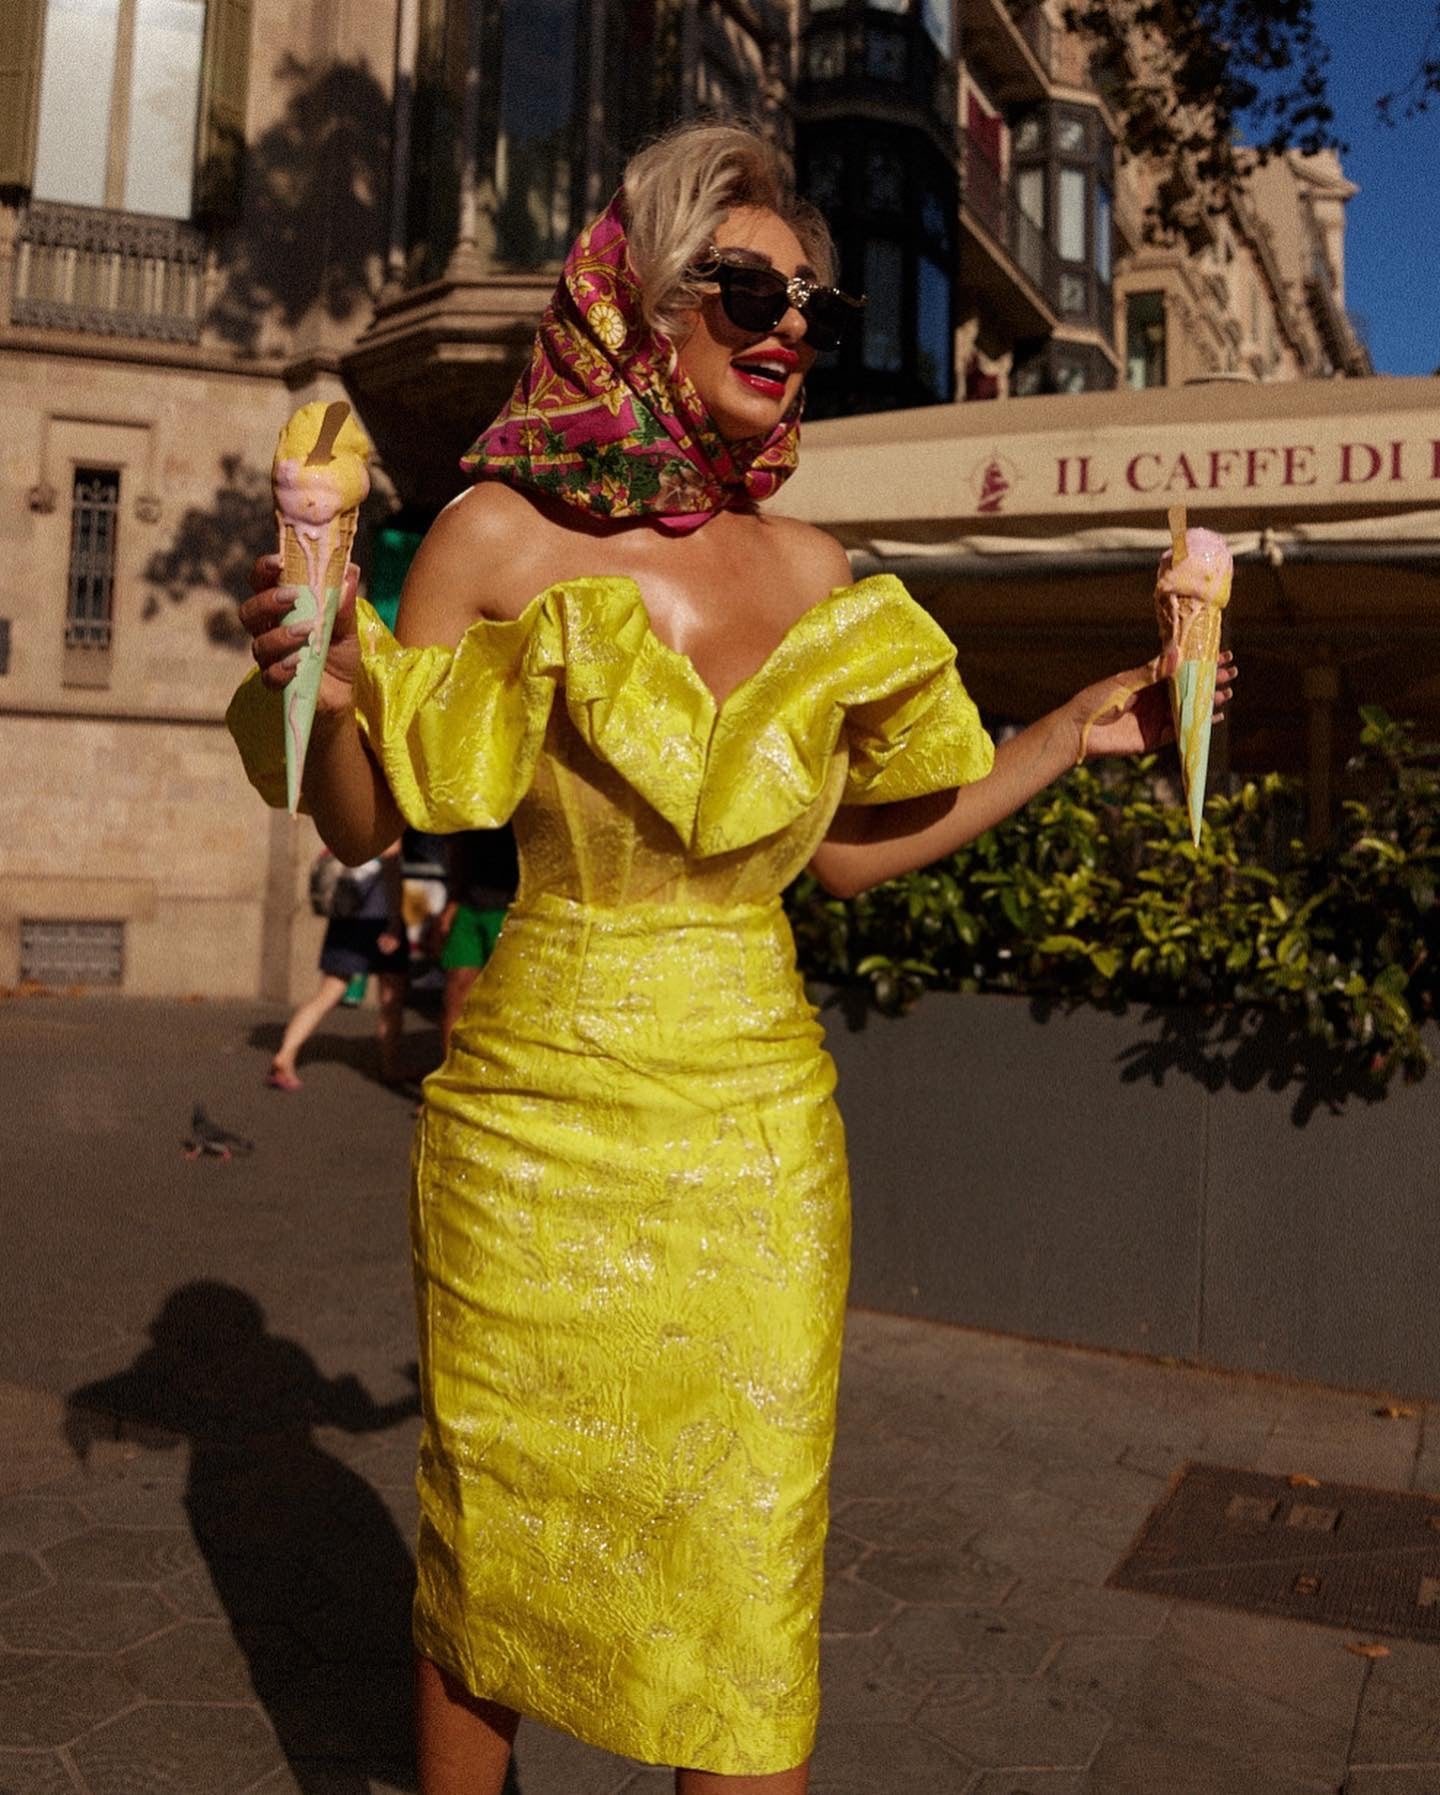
xmin=786 ymin=709 xmax=1439 ymax=1083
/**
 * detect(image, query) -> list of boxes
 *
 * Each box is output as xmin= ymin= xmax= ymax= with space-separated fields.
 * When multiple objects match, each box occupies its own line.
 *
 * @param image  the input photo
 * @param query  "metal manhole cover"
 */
xmin=1109 ymin=1462 xmax=1440 ymax=1644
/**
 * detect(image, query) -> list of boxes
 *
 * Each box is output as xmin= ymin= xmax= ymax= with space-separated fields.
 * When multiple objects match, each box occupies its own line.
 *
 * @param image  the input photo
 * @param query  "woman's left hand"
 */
xmin=1068 ymin=648 xmax=1236 ymax=762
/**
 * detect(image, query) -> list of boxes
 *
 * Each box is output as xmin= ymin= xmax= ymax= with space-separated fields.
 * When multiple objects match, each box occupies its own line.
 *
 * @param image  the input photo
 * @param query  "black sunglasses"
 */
xmin=692 ymin=249 xmax=865 ymax=354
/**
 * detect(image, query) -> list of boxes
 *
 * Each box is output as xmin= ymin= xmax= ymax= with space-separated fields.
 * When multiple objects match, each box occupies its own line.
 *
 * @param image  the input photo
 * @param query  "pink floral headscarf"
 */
xmin=459 ymin=196 xmax=800 ymax=532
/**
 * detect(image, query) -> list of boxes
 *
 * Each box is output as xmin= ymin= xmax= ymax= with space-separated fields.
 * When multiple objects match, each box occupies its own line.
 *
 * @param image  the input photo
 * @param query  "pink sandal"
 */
xmin=266 ymin=1067 xmax=303 ymax=1092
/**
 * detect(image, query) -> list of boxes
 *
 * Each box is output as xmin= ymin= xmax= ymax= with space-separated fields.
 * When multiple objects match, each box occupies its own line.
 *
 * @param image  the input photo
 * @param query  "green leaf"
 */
xmin=1275 ymin=931 xmax=1307 ymax=967
xmin=1000 ymin=889 xmax=1028 ymax=931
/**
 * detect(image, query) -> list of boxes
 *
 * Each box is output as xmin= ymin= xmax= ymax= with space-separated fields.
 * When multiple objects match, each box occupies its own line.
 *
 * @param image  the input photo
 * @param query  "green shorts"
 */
xmin=440 ymin=904 xmax=506 ymax=971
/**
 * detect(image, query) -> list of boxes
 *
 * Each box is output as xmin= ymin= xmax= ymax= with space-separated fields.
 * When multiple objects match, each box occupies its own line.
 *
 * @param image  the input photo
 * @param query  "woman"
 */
xmin=231 ymin=123 xmax=1232 ymax=1794
xmin=267 ymin=838 xmax=408 ymax=1089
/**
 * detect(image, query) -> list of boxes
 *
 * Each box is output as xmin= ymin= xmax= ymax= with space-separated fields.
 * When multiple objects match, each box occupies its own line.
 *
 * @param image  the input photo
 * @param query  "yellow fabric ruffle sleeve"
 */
xmin=224 ymin=595 xmax=564 ymax=831
xmin=830 ymin=580 xmax=994 ymax=804
xmin=224 ymin=575 xmax=994 ymax=847
xmin=351 ymin=598 xmax=562 ymax=832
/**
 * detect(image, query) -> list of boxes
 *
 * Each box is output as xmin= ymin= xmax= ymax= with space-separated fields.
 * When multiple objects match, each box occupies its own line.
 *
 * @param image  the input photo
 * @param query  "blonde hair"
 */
xmin=622 ymin=120 xmax=837 ymax=342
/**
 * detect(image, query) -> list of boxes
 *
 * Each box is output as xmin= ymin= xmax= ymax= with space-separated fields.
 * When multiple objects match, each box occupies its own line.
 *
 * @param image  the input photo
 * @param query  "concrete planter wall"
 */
xmin=822 ymin=988 xmax=1440 ymax=1400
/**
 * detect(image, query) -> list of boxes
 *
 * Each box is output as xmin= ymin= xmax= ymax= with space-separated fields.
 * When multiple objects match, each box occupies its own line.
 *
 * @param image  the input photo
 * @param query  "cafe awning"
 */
xmin=774 ymin=376 xmax=1440 ymax=808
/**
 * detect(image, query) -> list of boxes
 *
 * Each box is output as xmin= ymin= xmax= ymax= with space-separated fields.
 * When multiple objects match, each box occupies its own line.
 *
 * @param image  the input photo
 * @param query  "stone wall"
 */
xmin=0 ymin=350 xmax=339 ymax=1000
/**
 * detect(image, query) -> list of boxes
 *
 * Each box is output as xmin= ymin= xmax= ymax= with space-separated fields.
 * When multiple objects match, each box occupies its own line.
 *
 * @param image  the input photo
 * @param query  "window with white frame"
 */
xmin=32 ymin=0 xmax=208 ymax=220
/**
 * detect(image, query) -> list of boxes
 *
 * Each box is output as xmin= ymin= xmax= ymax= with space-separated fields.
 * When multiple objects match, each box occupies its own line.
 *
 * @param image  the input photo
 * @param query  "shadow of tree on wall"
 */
xmin=210 ymin=56 xmax=390 ymax=355
xmin=143 ymin=455 xmax=273 ymax=646
xmin=1092 ymin=1002 xmax=1403 ymax=1127
xmin=143 ymin=455 xmax=392 ymax=648
xmin=138 ymin=55 xmax=393 ymax=644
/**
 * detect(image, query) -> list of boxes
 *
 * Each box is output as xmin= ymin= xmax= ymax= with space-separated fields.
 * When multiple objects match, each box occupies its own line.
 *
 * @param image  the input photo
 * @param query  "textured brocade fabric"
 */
xmin=225 ymin=573 xmax=994 ymax=1773
xmin=415 ymin=895 xmax=846 ymax=1772
xmin=345 ymin=573 xmax=994 ymax=861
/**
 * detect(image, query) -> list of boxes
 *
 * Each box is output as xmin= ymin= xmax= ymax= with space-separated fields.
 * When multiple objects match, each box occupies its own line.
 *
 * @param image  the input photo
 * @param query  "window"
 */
xmin=1013 ymin=113 xmax=1042 ymax=156
xmin=66 ymin=468 xmax=120 ymax=650
xmin=1057 ymin=167 xmax=1086 ymax=262
xmin=806 ymin=147 xmax=845 ymax=212
xmin=1126 ymin=291 xmax=1166 ymax=388
xmin=1095 ymin=185 xmax=1112 ymax=282
xmin=1012 ymin=358 xmax=1045 ymax=398
xmin=864 ymin=149 xmax=905 ymax=212
xmin=918 ymin=0 xmax=952 ymax=55
xmin=806 ymin=30 xmax=846 ymax=79
xmin=799 ymin=127 xmax=959 ymax=417
xmin=1059 ymin=270 xmax=1087 ymax=317
xmin=864 ymin=27 xmax=908 ymax=81
xmin=1052 ymin=351 xmax=1089 ymax=394
xmin=1016 ymin=167 xmax=1045 ymax=229
xmin=33 ymin=0 xmax=208 ymax=219
xmin=920 ymin=187 xmax=949 ymax=248
xmin=915 ymin=255 xmax=951 ymax=398
xmin=495 ymin=0 xmax=580 ymax=266
xmin=1055 ymin=113 xmax=1088 ymax=156
xmin=862 ymin=239 xmax=904 ymax=372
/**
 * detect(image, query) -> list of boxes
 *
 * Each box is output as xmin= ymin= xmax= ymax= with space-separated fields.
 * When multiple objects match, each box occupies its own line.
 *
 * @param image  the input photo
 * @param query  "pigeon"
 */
xmin=182 ymin=1103 xmax=255 ymax=1161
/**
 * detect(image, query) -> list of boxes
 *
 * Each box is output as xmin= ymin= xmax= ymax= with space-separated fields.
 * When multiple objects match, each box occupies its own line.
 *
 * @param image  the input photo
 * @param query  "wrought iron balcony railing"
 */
xmin=11 ymin=202 xmax=205 ymax=343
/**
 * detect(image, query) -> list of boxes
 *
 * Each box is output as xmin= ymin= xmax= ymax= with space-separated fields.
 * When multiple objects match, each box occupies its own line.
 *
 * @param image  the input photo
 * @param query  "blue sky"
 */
xmin=1305 ymin=0 xmax=1440 ymax=375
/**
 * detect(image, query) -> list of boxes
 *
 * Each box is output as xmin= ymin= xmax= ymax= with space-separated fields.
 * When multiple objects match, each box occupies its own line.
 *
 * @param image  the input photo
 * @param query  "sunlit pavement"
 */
xmin=3 ymin=995 xmax=1437 ymax=1794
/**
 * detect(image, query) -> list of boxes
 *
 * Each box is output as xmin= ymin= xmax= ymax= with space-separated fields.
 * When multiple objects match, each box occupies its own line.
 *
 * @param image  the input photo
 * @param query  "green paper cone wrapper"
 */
xmin=272 ymin=402 xmax=372 ymax=816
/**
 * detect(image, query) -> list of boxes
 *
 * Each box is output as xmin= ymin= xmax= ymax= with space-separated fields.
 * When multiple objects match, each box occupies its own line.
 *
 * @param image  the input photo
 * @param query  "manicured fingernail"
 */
xmin=281 ymin=651 xmax=301 ymax=670
xmin=289 ymin=624 xmax=312 ymax=640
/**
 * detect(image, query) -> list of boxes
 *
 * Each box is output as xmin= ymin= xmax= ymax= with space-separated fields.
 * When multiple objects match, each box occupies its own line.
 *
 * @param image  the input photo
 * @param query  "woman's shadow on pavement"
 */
xmin=66 ymin=1280 xmax=522 ymax=1793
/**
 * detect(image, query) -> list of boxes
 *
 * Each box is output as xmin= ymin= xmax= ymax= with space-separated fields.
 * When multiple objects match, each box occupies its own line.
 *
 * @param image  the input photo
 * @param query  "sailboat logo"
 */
xmin=972 ymin=449 xmax=1018 ymax=514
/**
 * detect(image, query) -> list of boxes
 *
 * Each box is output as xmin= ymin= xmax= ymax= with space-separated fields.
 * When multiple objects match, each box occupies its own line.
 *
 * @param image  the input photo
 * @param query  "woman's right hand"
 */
xmin=238 ymin=553 xmax=362 ymax=714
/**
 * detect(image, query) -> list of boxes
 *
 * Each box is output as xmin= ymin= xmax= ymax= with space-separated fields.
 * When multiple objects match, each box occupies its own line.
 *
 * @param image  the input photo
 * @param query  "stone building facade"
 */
xmin=0 ymin=0 xmax=1373 ymax=998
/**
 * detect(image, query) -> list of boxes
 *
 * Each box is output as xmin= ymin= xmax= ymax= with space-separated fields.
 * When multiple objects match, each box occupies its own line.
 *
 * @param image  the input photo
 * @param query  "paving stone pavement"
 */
xmin=3 ymin=995 xmax=1440 ymax=1793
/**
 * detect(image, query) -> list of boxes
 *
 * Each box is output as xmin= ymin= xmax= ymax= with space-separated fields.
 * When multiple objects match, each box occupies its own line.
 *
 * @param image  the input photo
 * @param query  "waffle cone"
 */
xmin=277 ymin=511 xmax=358 ymax=599
xmin=1177 ymin=576 xmax=1229 ymax=664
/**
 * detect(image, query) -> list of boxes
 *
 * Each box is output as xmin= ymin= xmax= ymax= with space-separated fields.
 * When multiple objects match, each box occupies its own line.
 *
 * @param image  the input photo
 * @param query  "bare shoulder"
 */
xmin=762 ymin=515 xmax=855 ymax=611
xmin=393 ymin=482 xmax=561 ymax=646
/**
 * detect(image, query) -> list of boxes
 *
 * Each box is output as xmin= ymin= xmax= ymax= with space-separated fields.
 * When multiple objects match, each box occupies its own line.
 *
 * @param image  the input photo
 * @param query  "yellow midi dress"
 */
xmin=228 ymin=572 xmax=993 ymax=1774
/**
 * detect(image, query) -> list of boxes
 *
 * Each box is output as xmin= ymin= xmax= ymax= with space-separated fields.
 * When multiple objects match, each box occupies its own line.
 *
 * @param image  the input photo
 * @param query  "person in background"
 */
xmin=267 ymin=839 xmax=408 ymax=1090
xmin=429 ymin=827 xmax=519 ymax=1057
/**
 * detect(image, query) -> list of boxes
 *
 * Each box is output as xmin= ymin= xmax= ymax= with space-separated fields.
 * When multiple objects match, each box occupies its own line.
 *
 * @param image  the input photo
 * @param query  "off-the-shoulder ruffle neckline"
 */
xmin=361 ymin=571 xmax=908 ymax=717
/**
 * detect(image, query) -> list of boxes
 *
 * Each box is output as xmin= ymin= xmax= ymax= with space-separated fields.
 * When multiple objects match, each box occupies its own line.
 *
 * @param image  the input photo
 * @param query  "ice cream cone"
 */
xmin=1157 ymin=508 xmax=1232 ymax=846
xmin=272 ymin=400 xmax=372 ymax=815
